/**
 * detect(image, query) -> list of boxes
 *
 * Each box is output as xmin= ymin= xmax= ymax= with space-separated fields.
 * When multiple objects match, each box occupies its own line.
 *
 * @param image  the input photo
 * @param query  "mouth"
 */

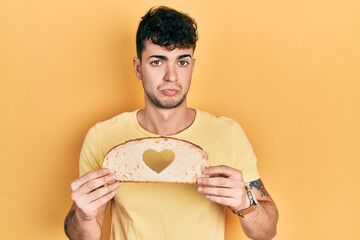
xmin=161 ymin=89 xmax=179 ymax=96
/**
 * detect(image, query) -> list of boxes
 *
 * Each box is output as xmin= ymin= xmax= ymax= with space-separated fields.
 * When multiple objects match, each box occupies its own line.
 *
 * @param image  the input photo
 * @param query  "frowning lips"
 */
xmin=161 ymin=89 xmax=179 ymax=96
xmin=159 ymin=84 xmax=181 ymax=96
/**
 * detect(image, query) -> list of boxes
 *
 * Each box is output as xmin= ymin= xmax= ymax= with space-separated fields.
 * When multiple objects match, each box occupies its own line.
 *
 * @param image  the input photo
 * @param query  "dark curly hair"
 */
xmin=136 ymin=6 xmax=198 ymax=61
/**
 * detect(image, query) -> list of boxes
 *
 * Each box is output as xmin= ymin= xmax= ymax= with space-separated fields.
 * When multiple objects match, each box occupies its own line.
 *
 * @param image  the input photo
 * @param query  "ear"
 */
xmin=191 ymin=58 xmax=196 ymax=73
xmin=133 ymin=57 xmax=142 ymax=80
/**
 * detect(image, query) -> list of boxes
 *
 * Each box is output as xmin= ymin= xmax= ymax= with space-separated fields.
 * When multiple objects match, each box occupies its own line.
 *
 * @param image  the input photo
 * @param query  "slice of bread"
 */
xmin=103 ymin=137 xmax=209 ymax=183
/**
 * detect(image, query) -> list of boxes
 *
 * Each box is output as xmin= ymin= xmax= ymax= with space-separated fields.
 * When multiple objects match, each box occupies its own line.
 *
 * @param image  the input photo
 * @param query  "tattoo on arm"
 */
xmin=249 ymin=179 xmax=269 ymax=197
xmin=64 ymin=210 xmax=75 ymax=239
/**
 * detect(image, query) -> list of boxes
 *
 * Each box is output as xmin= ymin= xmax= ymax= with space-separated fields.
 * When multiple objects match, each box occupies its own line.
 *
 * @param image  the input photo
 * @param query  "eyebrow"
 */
xmin=148 ymin=55 xmax=167 ymax=60
xmin=178 ymin=54 xmax=192 ymax=59
xmin=147 ymin=54 xmax=192 ymax=60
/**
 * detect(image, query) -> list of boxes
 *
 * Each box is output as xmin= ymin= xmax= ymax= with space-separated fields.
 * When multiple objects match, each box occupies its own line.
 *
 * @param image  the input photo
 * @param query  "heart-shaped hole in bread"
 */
xmin=142 ymin=149 xmax=175 ymax=174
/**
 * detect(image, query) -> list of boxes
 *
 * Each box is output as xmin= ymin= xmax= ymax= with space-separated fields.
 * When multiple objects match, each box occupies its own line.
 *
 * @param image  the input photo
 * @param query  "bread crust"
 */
xmin=103 ymin=137 xmax=209 ymax=184
xmin=104 ymin=136 xmax=206 ymax=157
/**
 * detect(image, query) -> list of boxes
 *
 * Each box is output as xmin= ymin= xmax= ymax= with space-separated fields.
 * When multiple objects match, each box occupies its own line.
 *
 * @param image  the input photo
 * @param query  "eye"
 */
xmin=151 ymin=60 xmax=163 ymax=66
xmin=178 ymin=61 xmax=189 ymax=66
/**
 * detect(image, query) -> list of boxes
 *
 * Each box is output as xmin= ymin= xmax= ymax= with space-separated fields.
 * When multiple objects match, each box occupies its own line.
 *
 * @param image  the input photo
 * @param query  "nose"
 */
xmin=164 ymin=64 xmax=178 ymax=82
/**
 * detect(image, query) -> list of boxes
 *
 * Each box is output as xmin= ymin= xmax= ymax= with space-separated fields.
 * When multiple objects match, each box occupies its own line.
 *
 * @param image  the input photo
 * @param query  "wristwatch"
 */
xmin=228 ymin=186 xmax=258 ymax=218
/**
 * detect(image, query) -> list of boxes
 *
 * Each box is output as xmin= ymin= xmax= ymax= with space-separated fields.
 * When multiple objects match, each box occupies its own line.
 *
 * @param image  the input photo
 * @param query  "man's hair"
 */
xmin=136 ymin=6 xmax=198 ymax=61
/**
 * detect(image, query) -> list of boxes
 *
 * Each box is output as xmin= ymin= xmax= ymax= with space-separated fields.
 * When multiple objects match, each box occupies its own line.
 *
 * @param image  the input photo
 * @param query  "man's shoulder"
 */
xmin=197 ymin=109 xmax=238 ymax=127
xmin=92 ymin=110 xmax=137 ymax=131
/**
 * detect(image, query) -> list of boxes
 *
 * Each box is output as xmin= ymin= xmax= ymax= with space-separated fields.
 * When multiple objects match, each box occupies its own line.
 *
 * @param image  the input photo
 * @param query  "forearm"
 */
xmin=197 ymin=168 xmax=278 ymax=239
xmin=239 ymin=200 xmax=278 ymax=240
xmin=65 ymin=209 xmax=102 ymax=240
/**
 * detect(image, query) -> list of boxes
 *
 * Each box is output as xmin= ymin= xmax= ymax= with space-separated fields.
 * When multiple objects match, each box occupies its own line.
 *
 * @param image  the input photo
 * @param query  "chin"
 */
xmin=146 ymin=91 xmax=187 ymax=109
xmin=154 ymin=98 xmax=185 ymax=109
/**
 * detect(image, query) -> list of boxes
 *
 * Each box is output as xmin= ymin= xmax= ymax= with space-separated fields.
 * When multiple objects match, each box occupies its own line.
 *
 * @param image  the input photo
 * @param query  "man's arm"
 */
xmin=64 ymin=169 xmax=120 ymax=240
xmin=65 ymin=202 xmax=108 ymax=240
xmin=197 ymin=165 xmax=278 ymax=240
xmin=240 ymin=179 xmax=278 ymax=239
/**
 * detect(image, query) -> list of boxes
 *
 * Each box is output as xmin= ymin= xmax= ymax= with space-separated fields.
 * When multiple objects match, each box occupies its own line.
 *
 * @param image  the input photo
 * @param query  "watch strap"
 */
xmin=228 ymin=186 xmax=257 ymax=218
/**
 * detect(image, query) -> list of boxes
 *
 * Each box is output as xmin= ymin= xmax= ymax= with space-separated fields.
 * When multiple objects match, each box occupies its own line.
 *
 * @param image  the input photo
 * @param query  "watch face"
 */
xmin=248 ymin=190 xmax=258 ymax=206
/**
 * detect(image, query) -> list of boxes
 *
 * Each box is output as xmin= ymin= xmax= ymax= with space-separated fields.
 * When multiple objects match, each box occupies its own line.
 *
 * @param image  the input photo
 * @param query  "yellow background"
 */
xmin=1 ymin=0 xmax=359 ymax=239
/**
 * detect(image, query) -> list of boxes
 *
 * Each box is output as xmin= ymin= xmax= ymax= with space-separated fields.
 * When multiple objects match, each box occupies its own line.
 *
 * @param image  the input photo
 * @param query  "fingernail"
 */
xmin=197 ymin=178 xmax=202 ymax=184
xmin=198 ymin=186 xmax=203 ymax=192
xmin=107 ymin=175 xmax=115 ymax=181
xmin=206 ymin=195 xmax=210 ymax=199
xmin=203 ymin=168 xmax=208 ymax=174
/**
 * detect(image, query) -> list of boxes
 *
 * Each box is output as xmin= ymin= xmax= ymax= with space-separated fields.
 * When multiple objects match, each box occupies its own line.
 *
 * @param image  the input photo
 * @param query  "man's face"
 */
xmin=133 ymin=40 xmax=195 ymax=109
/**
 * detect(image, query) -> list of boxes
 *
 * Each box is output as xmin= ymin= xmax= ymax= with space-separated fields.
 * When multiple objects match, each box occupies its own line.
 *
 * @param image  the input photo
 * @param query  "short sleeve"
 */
xmin=79 ymin=125 xmax=103 ymax=177
xmin=232 ymin=121 xmax=260 ymax=182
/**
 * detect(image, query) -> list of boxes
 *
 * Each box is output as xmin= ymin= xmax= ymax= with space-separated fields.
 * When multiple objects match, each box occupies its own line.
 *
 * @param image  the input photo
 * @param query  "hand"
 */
xmin=70 ymin=168 xmax=120 ymax=221
xmin=197 ymin=165 xmax=250 ymax=211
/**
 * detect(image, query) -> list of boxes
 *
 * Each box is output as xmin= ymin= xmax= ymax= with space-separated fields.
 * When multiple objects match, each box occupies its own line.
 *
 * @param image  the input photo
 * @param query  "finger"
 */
xmin=88 ymin=189 xmax=117 ymax=212
xmin=85 ymin=182 xmax=120 ymax=204
xmin=203 ymin=165 xmax=243 ymax=180
xmin=204 ymin=173 xmax=228 ymax=178
xmin=197 ymin=177 xmax=242 ymax=188
xmin=75 ymin=174 xmax=116 ymax=196
xmin=198 ymin=186 xmax=236 ymax=198
xmin=76 ymin=189 xmax=117 ymax=220
xmin=71 ymin=169 xmax=110 ymax=191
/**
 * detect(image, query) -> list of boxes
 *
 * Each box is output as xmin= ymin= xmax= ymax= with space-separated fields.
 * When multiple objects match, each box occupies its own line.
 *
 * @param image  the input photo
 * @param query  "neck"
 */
xmin=137 ymin=100 xmax=196 ymax=136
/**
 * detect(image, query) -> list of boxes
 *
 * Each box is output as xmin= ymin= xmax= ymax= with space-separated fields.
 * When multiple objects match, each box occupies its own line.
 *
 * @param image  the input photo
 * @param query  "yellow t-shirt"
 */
xmin=79 ymin=109 xmax=260 ymax=240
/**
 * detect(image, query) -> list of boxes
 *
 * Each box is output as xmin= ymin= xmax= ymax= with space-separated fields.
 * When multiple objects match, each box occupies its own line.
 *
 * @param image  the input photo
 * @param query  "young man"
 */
xmin=65 ymin=6 xmax=278 ymax=240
